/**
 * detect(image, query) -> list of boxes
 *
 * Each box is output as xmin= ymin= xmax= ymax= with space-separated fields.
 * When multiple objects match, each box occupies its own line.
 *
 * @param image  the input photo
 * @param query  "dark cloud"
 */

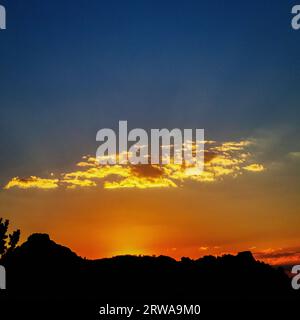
xmin=131 ymin=165 xmax=164 ymax=178
xmin=204 ymin=151 xmax=218 ymax=163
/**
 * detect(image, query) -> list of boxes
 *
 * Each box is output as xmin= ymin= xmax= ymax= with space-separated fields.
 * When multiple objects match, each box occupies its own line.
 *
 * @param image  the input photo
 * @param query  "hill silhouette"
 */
xmin=1 ymin=233 xmax=298 ymax=301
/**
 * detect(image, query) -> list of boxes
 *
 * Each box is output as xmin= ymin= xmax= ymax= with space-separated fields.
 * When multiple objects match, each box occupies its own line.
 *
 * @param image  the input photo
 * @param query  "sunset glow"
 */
xmin=1 ymin=0 xmax=299 ymax=270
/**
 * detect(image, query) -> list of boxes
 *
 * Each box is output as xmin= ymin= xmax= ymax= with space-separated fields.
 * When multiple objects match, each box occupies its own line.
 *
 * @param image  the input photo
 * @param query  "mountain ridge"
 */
xmin=1 ymin=233 xmax=298 ymax=301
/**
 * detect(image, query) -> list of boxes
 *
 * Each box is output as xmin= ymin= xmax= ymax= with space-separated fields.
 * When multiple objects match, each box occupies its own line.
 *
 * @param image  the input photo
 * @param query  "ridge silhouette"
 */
xmin=1 ymin=233 xmax=298 ymax=300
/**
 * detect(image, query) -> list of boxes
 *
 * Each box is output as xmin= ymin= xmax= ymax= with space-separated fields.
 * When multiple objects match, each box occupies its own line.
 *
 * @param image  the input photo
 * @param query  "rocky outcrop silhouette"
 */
xmin=1 ymin=233 xmax=298 ymax=301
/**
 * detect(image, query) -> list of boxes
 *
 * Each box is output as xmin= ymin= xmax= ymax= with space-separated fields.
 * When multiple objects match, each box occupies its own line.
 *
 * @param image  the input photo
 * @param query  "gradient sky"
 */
xmin=0 ymin=0 xmax=300 ymax=265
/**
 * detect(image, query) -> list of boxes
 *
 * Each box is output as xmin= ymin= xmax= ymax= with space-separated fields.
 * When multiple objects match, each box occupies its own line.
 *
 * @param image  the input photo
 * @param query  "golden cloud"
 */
xmin=4 ymin=139 xmax=265 ymax=190
xmin=104 ymin=176 xmax=177 ymax=189
xmin=4 ymin=176 xmax=59 ymax=190
xmin=61 ymin=178 xmax=97 ymax=189
xmin=243 ymin=164 xmax=264 ymax=172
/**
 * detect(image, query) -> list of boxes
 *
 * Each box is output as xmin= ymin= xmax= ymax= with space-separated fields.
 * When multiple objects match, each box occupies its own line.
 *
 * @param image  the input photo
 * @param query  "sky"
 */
xmin=0 ymin=0 xmax=300 ymax=265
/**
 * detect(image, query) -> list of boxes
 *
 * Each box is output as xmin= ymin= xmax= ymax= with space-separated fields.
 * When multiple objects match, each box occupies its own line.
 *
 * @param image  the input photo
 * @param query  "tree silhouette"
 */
xmin=0 ymin=218 xmax=20 ymax=261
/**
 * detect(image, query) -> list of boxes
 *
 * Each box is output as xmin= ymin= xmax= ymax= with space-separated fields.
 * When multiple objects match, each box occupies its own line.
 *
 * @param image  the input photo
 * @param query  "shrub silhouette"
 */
xmin=0 ymin=218 xmax=20 ymax=261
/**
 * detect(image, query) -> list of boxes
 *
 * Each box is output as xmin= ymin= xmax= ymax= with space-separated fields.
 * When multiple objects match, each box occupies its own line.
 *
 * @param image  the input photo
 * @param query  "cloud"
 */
xmin=3 ymin=139 xmax=266 ymax=190
xmin=212 ymin=140 xmax=253 ymax=152
xmin=288 ymin=152 xmax=300 ymax=160
xmin=131 ymin=165 xmax=164 ymax=178
xmin=104 ymin=176 xmax=177 ymax=189
xmin=199 ymin=246 xmax=209 ymax=251
xmin=4 ymin=176 xmax=59 ymax=190
xmin=253 ymin=247 xmax=300 ymax=266
xmin=61 ymin=178 xmax=97 ymax=189
xmin=243 ymin=164 xmax=264 ymax=172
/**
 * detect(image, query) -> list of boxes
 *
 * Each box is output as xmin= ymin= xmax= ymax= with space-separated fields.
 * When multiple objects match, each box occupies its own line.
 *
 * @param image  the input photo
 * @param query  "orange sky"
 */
xmin=1 ymin=0 xmax=300 ymax=270
xmin=1 ymin=136 xmax=300 ymax=266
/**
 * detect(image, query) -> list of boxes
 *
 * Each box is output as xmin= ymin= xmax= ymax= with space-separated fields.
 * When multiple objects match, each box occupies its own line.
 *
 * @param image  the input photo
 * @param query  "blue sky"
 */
xmin=0 ymin=0 xmax=299 ymax=179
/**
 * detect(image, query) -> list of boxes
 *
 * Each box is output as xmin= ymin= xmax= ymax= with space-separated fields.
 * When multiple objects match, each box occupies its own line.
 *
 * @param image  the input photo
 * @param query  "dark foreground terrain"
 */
xmin=0 ymin=233 xmax=299 ymax=318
